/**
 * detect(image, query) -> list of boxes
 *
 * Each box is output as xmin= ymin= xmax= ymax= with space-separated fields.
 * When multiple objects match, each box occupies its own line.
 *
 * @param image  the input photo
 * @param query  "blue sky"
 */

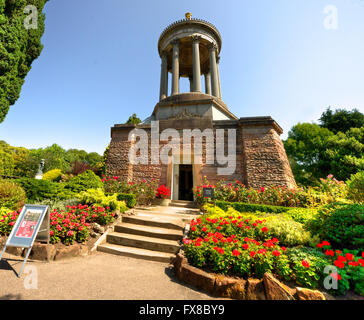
xmin=1 ymin=0 xmax=364 ymax=154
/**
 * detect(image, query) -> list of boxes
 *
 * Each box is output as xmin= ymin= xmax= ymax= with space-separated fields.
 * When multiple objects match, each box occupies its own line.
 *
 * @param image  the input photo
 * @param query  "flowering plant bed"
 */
xmin=183 ymin=213 xmax=364 ymax=297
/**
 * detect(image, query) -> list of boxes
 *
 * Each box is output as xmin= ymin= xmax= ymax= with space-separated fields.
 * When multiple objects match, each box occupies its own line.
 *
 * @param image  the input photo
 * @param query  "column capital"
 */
xmin=191 ymin=35 xmax=201 ymax=43
xmin=171 ymin=38 xmax=180 ymax=47
xmin=208 ymin=43 xmax=218 ymax=52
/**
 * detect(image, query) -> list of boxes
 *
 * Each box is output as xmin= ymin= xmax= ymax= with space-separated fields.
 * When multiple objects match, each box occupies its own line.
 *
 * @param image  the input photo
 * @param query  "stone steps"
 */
xmin=106 ymin=232 xmax=180 ymax=253
xmin=97 ymin=243 xmax=175 ymax=263
xmin=122 ymin=215 xmax=185 ymax=230
xmin=97 ymin=208 xmax=190 ymax=263
xmin=169 ymin=200 xmax=197 ymax=209
xmin=114 ymin=223 xmax=183 ymax=241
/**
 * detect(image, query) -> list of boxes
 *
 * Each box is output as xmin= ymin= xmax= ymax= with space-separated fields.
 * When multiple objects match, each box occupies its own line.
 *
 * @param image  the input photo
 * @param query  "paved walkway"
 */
xmin=0 ymin=251 xmax=216 ymax=300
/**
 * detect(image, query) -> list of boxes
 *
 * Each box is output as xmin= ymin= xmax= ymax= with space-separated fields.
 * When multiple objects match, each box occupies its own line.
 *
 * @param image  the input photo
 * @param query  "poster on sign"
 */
xmin=15 ymin=209 xmax=42 ymax=238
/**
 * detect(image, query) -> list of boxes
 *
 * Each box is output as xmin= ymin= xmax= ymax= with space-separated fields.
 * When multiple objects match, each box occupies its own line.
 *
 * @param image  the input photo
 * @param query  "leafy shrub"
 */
xmin=346 ymin=171 xmax=364 ymax=203
xmin=264 ymin=218 xmax=319 ymax=247
xmin=0 ymin=150 xmax=14 ymax=176
xmin=42 ymin=169 xmax=62 ymax=182
xmin=34 ymin=198 xmax=80 ymax=212
xmin=285 ymin=247 xmax=328 ymax=289
xmin=216 ymin=200 xmax=291 ymax=214
xmin=15 ymin=177 xmax=71 ymax=201
xmin=116 ymin=193 xmax=136 ymax=208
xmin=285 ymin=207 xmax=318 ymax=225
xmin=0 ymin=207 xmax=20 ymax=235
xmin=78 ymin=188 xmax=127 ymax=212
xmin=316 ymin=242 xmax=364 ymax=296
xmin=102 ymin=176 xmax=158 ymax=205
xmin=0 ymin=179 xmax=26 ymax=210
xmin=321 ymin=204 xmax=364 ymax=248
xmin=64 ymin=170 xmax=103 ymax=193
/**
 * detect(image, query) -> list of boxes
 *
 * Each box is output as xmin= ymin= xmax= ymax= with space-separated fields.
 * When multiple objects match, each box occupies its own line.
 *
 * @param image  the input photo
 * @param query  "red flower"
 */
xmin=232 ymin=249 xmax=240 ymax=257
xmin=242 ymin=244 xmax=249 ymax=250
xmin=345 ymin=253 xmax=354 ymax=261
xmin=325 ymin=250 xmax=334 ymax=257
xmin=202 ymin=227 xmax=207 ymax=232
xmin=272 ymin=250 xmax=281 ymax=257
xmin=334 ymin=260 xmax=345 ymax=269
xmin=330 ymin=273 xmax=341 ymax=281
xmin=281 ymin=246 xmax=286 ymax=252
xmin=261 ymin=227 xmax=268 ymax=233
xmin=250 ymin=251 xmax=256 ymax=258
xmin=191 ymin=226 xmax=196 ymax=232
xmin=301 ymin=260 xmax=310 ymax=268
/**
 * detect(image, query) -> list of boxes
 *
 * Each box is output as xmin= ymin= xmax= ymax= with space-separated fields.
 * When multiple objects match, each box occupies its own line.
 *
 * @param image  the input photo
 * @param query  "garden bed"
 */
xmin=174 ymin=251 xmax=327 ymax=300
xmin=0 ymin=208 xmax=135 ymax=262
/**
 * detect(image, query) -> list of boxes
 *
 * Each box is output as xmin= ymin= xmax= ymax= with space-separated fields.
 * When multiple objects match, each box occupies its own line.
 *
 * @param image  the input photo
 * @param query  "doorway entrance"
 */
xmin=178 ymin=164 xmax=193 ymax=201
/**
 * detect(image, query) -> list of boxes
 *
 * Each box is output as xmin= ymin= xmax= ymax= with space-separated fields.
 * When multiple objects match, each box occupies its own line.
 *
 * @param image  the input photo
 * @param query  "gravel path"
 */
xmin=0 ymin=251 xmax=216 ymax=300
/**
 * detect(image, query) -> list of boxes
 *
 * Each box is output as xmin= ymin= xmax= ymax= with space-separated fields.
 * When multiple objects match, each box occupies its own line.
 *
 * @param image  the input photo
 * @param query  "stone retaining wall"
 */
xmin=174 ymin=252 xmax=326 ymax=300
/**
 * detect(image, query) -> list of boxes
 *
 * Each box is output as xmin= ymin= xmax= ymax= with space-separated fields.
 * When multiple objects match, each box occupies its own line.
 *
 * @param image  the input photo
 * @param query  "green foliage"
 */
xmin=285 ymin=247 xmax=328 ymax=289
xmin=285 ymin=207 xmax=318 ymax=225
xmin=322 ymin=204 xmax=364 ymax=248
xmin=216 ymin=200 xmax=290 ymax=214
xmin=346 ymin=171 xmax=364 ymax=203
xmin=0 ymin=0 xmax=48 ymax=122
xmin=42 ymin=168 xmax=62 ymax=181
xmin=78 ymin=188 xmax=127 ymax=212
xmin=264 ymin=217 xmax=319 ymax=247
xmin=319 ymin=107 xmax=364 ymax=134
xmin=116 ymin=193 xmax=136 ymax=208
xmin=0 ymin=149 xmax=14 ymax=175
xmin=125 ymin=113 xmax=141 ymax=124
xmin=0 ymin=179 xmax=26 ymax=210
xmin=33 ymin=198 xmax=80 ymax=212
xmin=64 ymin=170 xmax=103 ymax=194
xmin=15 ymin=177 xmax=75 ymax=201
xmin=284 ymin=109 xmax=364 ymax=184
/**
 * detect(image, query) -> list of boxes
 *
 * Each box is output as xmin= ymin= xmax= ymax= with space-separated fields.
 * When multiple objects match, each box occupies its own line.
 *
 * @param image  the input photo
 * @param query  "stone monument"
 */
xmin=106 ymin=13 xmax=296 ymax=201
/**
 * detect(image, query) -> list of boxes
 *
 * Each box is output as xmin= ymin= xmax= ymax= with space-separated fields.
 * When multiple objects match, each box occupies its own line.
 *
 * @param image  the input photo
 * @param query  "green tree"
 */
xmin=319 ymin=107 xmax=364 ymax=134
xmin=284 ymin=123 xmax=364 ymax=184
xmin=125 ymin=113 xmax=141 ymax=125
xmin=0 ymin=0 xmax=48 ymax=123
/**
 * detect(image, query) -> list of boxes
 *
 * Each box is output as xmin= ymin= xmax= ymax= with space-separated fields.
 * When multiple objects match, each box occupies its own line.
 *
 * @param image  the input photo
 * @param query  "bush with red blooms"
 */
xmin=102 ymin=176 xmax=158 ymax=205
xmin=156 ymin=185 xmax=171 ymax=199
xmin=0 ymin=204 xmax=117 ymax=246
xmin=183 ymin=214 xmax=364 ymax=295
xmin=0 ymin=208 xmax=21 ymax=235
xmin=49 ymin=204 xmax=117 ymax=245
xmin=316 ymin=241 xmax=364 ymax=296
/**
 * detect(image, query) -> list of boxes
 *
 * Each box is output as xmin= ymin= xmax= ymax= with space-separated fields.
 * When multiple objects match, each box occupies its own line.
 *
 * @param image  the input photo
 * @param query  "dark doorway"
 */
xmin=178 ymin=165 xmax=193 ymax=201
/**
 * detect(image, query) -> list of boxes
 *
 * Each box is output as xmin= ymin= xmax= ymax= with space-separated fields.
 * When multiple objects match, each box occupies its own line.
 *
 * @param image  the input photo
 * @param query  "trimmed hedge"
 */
xmin=116 ymin=193 xmax=136 ymax=208
xmin=215 ymin=200 xmax=291 ymax=214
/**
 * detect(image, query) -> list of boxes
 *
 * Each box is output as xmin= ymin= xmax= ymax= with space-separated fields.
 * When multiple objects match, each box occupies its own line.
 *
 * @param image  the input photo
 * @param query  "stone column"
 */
xmin=209 ymin=43 xmax=219 ymax=97
xmin=204 ymin=72 xmax=211 ymax=95
xmin=171 ymin=39 xmax=180 ymax=95
xmin=216 ymin=56 xmax=222 ymax=98
xmin=159 ymin=52 xmax=168 ymax=100
xmin=189 ymin=75 xmax=193 ymax=92
xmin=191 ymin=35 xmax=202 ymax=92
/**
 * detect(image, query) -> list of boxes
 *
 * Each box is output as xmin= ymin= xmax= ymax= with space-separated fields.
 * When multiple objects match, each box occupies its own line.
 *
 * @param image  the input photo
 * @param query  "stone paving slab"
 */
xmin=0 ymin=251 xmax=218 ymax=300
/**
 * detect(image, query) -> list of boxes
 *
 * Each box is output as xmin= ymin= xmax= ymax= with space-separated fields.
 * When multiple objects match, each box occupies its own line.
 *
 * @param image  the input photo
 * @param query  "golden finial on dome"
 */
xmin=185 ymin=12 xmax=192 ymax=20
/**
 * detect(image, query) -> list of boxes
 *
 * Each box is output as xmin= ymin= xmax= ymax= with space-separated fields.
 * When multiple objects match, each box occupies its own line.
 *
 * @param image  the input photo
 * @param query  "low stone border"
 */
xmin=0 ymin=209 xmax=135 ymax=262
xmin=174 ymin=251 xmax=326 ymax=300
